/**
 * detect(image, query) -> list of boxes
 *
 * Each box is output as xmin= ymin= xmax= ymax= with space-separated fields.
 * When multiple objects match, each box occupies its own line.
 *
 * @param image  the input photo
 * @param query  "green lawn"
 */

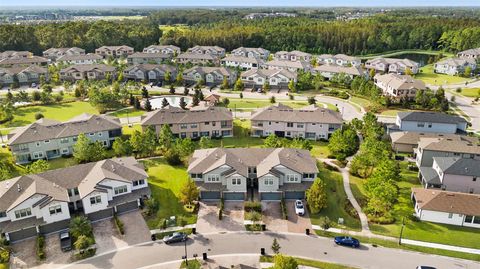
xmin=0 ymin=102 xmax=98 ymax=128
xmin=260 ymin=255 xmax=358 ymax=269
xmin=310 ymin=165 xmax=361 ymax=231
xmin=109 ymin=108 xmax=145 ymax=118
xmin=416 ymin=64 xmax=473 ymax=86
xmin=122 ymin=124 xmax=143 ymax=136
xmin=0 ymin=263 xmax=9 ymax=269
xmin=349 ymin=160 xmax=480 ymax=249
xmin=227 ymin=99 xmax=308 ymax=110
xmin=456 ymin=88 xmax=480 ymax=98
xmin=141 ymin=158 xmax=197 ymax=229
xmin=348 ymin=96 xmax=371 ymax=111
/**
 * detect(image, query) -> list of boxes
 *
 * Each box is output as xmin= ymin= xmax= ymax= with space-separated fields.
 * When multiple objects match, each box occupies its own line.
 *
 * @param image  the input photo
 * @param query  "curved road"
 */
xmin=55 ymin=232 xmax=479 ymax=269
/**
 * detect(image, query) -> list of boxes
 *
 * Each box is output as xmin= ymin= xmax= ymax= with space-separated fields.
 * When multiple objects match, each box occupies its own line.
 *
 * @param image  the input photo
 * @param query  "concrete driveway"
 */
xmin=261 ymin=201 xmax=288 ymax=232
xmin=93 ymin=210 xmax=151 ymax=254
xmin=286 ymin=200 xmax=312 ymax=233
xmin=196 ymin=201 xmax=245 ymax=233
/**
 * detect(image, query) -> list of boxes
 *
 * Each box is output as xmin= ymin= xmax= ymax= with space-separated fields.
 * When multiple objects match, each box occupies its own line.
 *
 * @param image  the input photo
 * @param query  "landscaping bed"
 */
xmin=260 ymin=255 xmax=358 ymax=269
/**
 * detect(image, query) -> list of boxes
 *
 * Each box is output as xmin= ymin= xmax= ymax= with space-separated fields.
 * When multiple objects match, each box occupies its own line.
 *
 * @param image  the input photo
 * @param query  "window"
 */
xmin=73 ymin=137 xmax=78 ymax=142
xmin=212 ymin=122 xmax=216 ymax=126
xmin=98 ymin=132 xmax=103 ymax=137
xmin=33 ymin=152 xmax=43 ymax=159
xmin=287 ymin=123 xmax=293 ymax=128
xmin=204 ymin=122 xmax=210 ymax=125
xmin=61 ymin=148 xmax=69 ymax=154
xmin=49 ymin=205 xmax=62 ymax=215
xmin=44 ymin=140 xmax=50 ymax=144
xmin=133 ymin=179 xmax=145 ymax=186
xmin=0 ymin=211 xmax=6 ymax=218
xmin=36 ymin=142 xmax=41 ymax=147
xmin=60 ymin=138 xmax=69 ymax=144
xmin=89 ymin=133 xmax=95 ymax=136
xmin=114 ymin=185 xmax=128 ymax=195
xmin=90 ymin=195 xmax=102 ymax=205
xmin=448 ymin=213 xmax=453 ymax=219
xmin=473 ymin=177 xmax=477 ymax=182
xmin=207 ymin=175 xmax=220 ymax=182
xmin=264 ymin=178 xmax=274 ymax=185
xmin=102 ymin=140 xmax=108 ymax=146
xmin=417 ymin=122 xmax=425 ymax=128
xmin=14 ymin=208 xmax=32 ymax=219
xmin=474 ymin=216 xmax=480 ymax=224
xmin=68 ymin=188 xmax=79 ymax=197
xmin=232 ymin=178 xmax=241 ymax=185
xmin=427 ymin=123 xmax=432 ymax=128
xmin=465 ymin=215 xmax=473 ymax=223
xmin=297 ymin=124 xmax=304 ymax=128
xmin=190 ymin=124 xmax=198 ymax=128
xmin=180 ymin=124 xmax=187 ymax=129
xmin=286 ymin=174 xmax=299 ymax=182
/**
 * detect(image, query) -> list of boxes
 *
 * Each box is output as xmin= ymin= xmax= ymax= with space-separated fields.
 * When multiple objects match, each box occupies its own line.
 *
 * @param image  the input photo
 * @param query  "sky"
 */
xmin=2 ymin=0 xmax=480 ymax=7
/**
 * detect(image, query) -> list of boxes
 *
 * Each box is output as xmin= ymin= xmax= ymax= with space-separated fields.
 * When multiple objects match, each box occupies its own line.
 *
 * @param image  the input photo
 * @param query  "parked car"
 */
xmin=31 ymin=83 xmax=37 ymax=88
xmin=163 ymin=232 xmax=188 ymax=244
xmin=295 ymin=200 xmax=305 ymax=215
xmin=334 ymin=236 xmax=360 ymax=248
xmin=59 ymin=231 xmax=72 ymax=252
xmin=416 ymin=267 xmax=437 ymax=269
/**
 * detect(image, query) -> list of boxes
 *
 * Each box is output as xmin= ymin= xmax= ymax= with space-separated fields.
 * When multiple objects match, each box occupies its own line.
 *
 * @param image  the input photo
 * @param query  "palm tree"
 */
xmin=69 ymin=216 xmax=92 ymax=239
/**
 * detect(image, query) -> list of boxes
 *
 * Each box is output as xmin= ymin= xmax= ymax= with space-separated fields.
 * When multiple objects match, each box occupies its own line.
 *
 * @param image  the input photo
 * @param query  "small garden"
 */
xmin=0 ymin=235 xmax=10 ymax=269
xmin=244 ymin=201 xmax=263 ymax=231
xmin=69 ymin=216 xmax=96 ymax=260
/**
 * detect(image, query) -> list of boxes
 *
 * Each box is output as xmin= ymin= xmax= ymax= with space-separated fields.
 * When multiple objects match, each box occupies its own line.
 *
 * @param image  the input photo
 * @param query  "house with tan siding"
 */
xmin=43 ymin=47 xmax=85 ymax=61
xmin=240 ymin=69 xmax=296 ymax=89
xmin=60 ymin=64 xmax=116 ymax=81
xmin=95 ymin=45 xmax=134 ymax=58
xmin=183 ymin=66 xmax=236 ymax=86
xmin=374 ymin=73 xmax=426 ymax=100
xmin=231 ymin=47 xmax=270 ymax=60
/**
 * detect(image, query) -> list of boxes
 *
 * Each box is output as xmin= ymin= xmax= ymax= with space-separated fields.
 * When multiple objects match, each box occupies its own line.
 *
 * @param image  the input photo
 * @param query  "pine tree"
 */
xmin=161 ymin=97 xmax=169 ymax=108
xmin=271 ymin=238 xmax=281 ymax=254
xmin=179 ymin=97 xmax=187 ymax=109
xmin=145 ymin=98 xmax=152 ymax=111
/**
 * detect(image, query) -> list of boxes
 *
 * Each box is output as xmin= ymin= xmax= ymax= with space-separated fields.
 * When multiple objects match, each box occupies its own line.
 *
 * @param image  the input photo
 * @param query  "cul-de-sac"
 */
xmin=0 ymin=3 xmax=479 ymax=269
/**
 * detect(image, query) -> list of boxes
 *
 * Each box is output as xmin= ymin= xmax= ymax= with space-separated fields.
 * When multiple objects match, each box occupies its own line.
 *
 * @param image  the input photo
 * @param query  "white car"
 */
xmin=295 ymin=200 xmax=305 ymax=215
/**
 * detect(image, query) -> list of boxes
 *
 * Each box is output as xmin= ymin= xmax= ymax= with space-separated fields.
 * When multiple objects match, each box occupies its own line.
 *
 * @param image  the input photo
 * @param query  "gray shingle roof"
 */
xmin=57 ymin=53 xmax=101 ymax=61
xmin=434 ymin=157 xmax=480 ymax=177
xmin=60 ymin=64 xmax=116 ymax=73
xmin=390 ymin=131 xmax=477 ymax=146
xmin=398 ymin=111 xmax=467 ymax=124
xmin=8 ymin=113 xmax=121 ymax=145
xmin=251 ymin=103 xmax=343 ymax=124
xmin=188 ymin=148 xmax=318 ymax=178
xmin=140 ymin=105 xmax=232 ymax=126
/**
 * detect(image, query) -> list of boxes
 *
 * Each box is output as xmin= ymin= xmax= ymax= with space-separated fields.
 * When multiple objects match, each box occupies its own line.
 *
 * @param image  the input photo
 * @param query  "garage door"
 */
xmin=116 ymin=200 xmax=139 ymax=215
xmin=223 ymin=192 xmax=245 ymax=201
xmin=284 ymin=191 xmax=305 ymax=200
xmin=8 ymin=227 xmax=38 ymax=242
xmin=201 ymin=191 xmax=221 ymax=200
xmin=88 ymin=208 xmax=114 ymax=222
xmin=260 ymin=192 xmax=282 ymax=201
xmin=39 ymin=219 xmax=70 ymax=235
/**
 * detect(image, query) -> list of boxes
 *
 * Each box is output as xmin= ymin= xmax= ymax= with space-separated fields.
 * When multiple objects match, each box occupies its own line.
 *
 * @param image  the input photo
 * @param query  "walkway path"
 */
xmin=320 ymin=159 xmax=371 ymax=234
xmin=150 ymin=224 xmax=196 ymax=235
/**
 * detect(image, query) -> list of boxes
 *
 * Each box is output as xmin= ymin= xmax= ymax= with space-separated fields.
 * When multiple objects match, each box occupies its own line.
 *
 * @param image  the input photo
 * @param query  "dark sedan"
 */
xmin=334 ymin=236 xmax=360 ymax=248
xmin=163 ymin=232 xmax=188 ymax=244
xmin=59 ymin=231 xmax=72 ymax=252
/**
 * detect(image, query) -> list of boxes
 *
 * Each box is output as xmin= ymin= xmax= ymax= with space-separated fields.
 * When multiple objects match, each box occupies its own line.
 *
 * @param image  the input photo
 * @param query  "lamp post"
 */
xmin=183 ymin=238 xmax=188 ymax=266
xmin=398 ymin=217 xmax=405 ymax=245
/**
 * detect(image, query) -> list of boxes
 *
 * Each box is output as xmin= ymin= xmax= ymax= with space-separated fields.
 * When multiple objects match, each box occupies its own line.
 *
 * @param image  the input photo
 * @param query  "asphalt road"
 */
xmin=58 ymin=232 xmax=479 ymax=269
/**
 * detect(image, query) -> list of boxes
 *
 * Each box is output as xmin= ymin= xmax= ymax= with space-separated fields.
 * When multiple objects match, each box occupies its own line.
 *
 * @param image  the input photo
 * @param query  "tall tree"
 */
xmin=306 ymin=178 xmax=327 ymax=214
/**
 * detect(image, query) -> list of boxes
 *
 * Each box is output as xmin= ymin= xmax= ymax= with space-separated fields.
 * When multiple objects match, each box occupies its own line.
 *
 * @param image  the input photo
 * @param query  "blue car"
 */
xmin=334 ymin=236 xmax=360 ymax=248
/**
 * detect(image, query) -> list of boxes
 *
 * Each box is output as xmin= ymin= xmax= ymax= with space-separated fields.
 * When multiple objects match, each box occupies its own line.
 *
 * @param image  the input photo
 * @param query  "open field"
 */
xmin=0 ymin=101 xmax=98 ymax=129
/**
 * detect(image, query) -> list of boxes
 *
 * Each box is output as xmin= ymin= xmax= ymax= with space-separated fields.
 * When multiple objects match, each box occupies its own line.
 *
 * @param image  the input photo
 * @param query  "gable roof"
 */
xmin=57 ymin=53 xmax=101 ymax=62
xmin=222 ymin=55 xmax=265 ymax=65
xmin=412 ymin=188 xmax=480 ymax=216
xmin=140 ymin=105 xmax=232 ymax=126
xmin=266 ymin=60 xmax=310 ymax=70
xmin=251 ymin=103 xmax=343 ymax=124
xmin=60 ymin=64 xmax=116 ymax=73
xmin=398 ymin=111 xmax=467 ymax=124
xmin=176 ymin=53 xmax=217 ymax=60
xmin=436 ymin=57 xmax=476 ymax=67
xmin=374 ymin=73 xmax=426 ymax=90
xmin=0 ymin=56 xmax=48 ymax=65
xmin=418 ymin=137 xmax=480 ymax=154
xmin=124 ymin=64 xmax=176 ymax=73
xmin=241 ymin=69 xmax=297 ymax=80
xmin=183 ymin=66 xmax=234 ymax=77
xmin=314 ymin=64 xmax=363 ymax=76
xmin=188 ymin=148 xmax=318 ymax=178
xmin=433 ymin=157 xmax=480 ymax=177
xmin=390 ymin=131 xmax=477 ymax=146
xmin=8 ymin=113 xmax=121 ymax=145
xmin=127 ymin=52 xmax=172 ymax=59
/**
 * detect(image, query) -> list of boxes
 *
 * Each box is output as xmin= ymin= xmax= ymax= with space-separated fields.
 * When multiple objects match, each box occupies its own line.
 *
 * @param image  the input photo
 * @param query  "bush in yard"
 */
xmin=306 ymin=178 xmax=327 ymax=214
xmin=318 ymin=216 xmax=331 ymax=230
xmin=273 ymin=254 xmax=298 ymax=269
xmin=36 ymin=235 xmax=46 ymax=260
xmin=144 ymin=197 xmax=159 ymax=216
xmin=218 ymin=209 xmax=223 ymax=220
xmin=0 ymin=248 xmax=9 ymax=263
xmin=35 ymin=113 xmax=44 ymax=120
xmin=164 ymin=148 xmax=182 ymax=165
xmin=280 ymin=199 xmax=288 ymax=220
xmin=114 ymin=215 xmax=125 ymax=235
xmin=244 ymin=201 xmax=262 ymax=212
xmin=179 ymin=179 xmax=199 ymax=207
xmin=73 ymin=235 xmax=94 ymax=251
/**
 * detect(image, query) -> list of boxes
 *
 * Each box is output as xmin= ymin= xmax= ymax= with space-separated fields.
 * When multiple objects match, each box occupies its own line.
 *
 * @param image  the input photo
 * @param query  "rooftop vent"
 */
xmin=17 ymin=183 xmax=21 ymax=192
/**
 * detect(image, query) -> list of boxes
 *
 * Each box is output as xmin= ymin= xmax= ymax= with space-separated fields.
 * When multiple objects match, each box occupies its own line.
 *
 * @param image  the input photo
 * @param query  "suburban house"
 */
xmin=176 ymin=53 xmax=219 ymax=65
xmin=457 ymin=48 xmax=480 ymax=59
xmin=143 ymin=45 xmax=181 ymax=56
xmin=123 ymin=64 xmax=177 ymax=83
xmin=365 ymin=58 xmax=420 ymax=74
xmin=266 ymin=60 xmax=312 ymax=73
xmin=411 ymin=188 xmax=480 ymax=228
xmin=0 ymin=157 xmax=150 ymax=242
xmin=42 ymin=47 xmax=85 ymax=61
xmin=183 ymin=66 xmax=237 ymax=86
xmin=60 ymin=64 xmax=116 ymax=81
xmin=0 ymin=51 xmax=32 ymax=59
xmin=187 ymin=147 xmax=319 ymax=201
xmin=7 ymin=113 xmax=122 ymax=164
xmin=56 ymin=53 xmax=102 ymax=65
xmin=231 ymin=47 xmax=270 ymax=60
xmin=127 ymin=52 xmax=172 ymax=65
xmin=313 ymin=64 xmax=364 ymax=79
xmin=433 ymin=58 xmax=477 ymax=76
xmin=317 ymin=54 xmax=361 ymax=67
xmin=187 ymin=45 xmax=226 ymax=57
xmin=204 ymin=94 xmax=222 ymax=106
xmin=394 ymin=111 xmax=468 ymax=134
xmin=250 ymin=103 xmax=343 ymax=140
xmin=95 ymin=45 xmax=134 ymax=58
xmin=374 ymin=73 xmax=426 ymax=100
xmin=240 ymin=69 xmax=297 ymax=89
xmin=419 ymin=157 xmax=480 ymax=194
xmin=415 ymin=137 xmax=480 ymax=167
xmin=274 ymin=51 xmax=312 ymax=62
xmin=390 ymin=131 xmax=477 ymax=154
xmin=140 ymin=105 xmax=233 ymax=139
xmin=0 ymin=56 xmax=48 ymax=67
xmin=0 ymin=65 xmax=48 ymax=87
xmin=221 ymin=56 xmax=265 ymax=70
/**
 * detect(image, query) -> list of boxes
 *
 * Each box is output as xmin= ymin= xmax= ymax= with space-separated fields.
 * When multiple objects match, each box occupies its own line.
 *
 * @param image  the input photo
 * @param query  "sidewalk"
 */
xmin=150 ymin=224 xmax=196 ymax=235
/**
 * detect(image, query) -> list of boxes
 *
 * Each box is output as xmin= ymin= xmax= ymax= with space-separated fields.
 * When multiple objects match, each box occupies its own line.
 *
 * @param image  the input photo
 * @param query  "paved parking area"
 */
xmin=285 ymin=200 xmax=312 ymax=233
xmin=196 ymin=201 xmax=245 ymax=233
xmin=10 ymin=237 xmax=38 ymax=268
xmin=93 ymin=210 xmax=151 ymax=254
xmin=261 ymin=201 xmax=288 ymax=232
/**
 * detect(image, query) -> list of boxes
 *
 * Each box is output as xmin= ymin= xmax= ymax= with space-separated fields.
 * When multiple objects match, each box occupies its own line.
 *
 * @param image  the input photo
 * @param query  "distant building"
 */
xmin=0 ymin=56 xmax=48 ymax=67
xmin=365 ymin=57 xmax=419 ymax=75
xmin=143 ymin=45 xmax=181 ymax=56
xmin=231 ymin=47 xmax=270 ymax=60
xmin=434 ymin=58 xmax=476 ymax=76
xmin=187 ymin=46 xmax=226 ymax=57
xmin=127 ymin=52 xmax=172 ymax=65
xmin=266 ymin=60 xmax=311 ymax=73
xmin=95 ymin=45 xmax=134 ymax=58
xmin=176 ymin=53 xmax=219 ymax=65
xmin=395 ymin=111 xmax=468 ymax=134
xmin=123 ymin=64 xmax=176 ymax=83
xmin=56 ymin=54 xmax=102 ymax=65
xmin=43 ymin=47 xmax=85 ymax=61
xmin=60 ymin=64 xmax=116 ymax=81
xmin=415 ymin=137 xmax=480 ymax=167
xmin=457 ymin=48 xmax=480 ymax=59
xmin=240 ymin=69 xmax=297 ymax=90
xmin=317 ymin=54 xmax=361 ymax=67
xmin=0 ymin=65 xmax=48 ymax=87
xmin=314 ymin=64 xmax=364 ymax=79
xmin=0 ymin=51 xmax=32 ymax=60
xmin=274 ymin=51 xmax=312 ymax=62
xmin=182 ymin=66 xmax=237 ymax=87
xmin=221 ymin=56 xmax=265 ymax=70
xmin=389 ymin=131 xmax=476 ymax=154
